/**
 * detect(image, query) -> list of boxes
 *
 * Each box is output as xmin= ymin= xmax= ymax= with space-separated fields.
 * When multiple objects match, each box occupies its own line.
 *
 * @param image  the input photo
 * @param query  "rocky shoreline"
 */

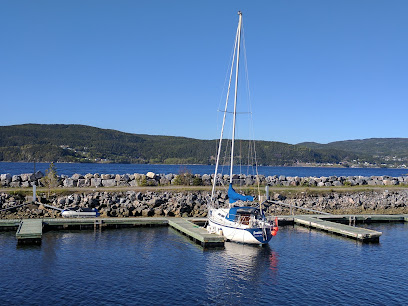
xmin=1 ymin=171 xmax=408 ymax=188
xmin=1 ymin=188 xmax=407 ymax=219
xmin=1 ymin=171 xmax=407 ymax=219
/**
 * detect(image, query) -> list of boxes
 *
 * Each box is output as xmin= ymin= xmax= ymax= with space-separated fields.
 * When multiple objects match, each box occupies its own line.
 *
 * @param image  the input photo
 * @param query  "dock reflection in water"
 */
xmin=1 ymin=224 xmax=408 ymax=305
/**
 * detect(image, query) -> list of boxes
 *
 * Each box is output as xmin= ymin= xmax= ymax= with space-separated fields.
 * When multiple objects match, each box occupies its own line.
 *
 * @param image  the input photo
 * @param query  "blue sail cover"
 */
xmin=228 ymin=183 xmax=254 ymax=204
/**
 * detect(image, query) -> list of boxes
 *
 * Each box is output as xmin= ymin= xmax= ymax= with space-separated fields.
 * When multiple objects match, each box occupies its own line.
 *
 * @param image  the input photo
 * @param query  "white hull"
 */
xmin=207 ymin=208 xmax=272 ymax=245
xmin=62 ymin=209 xmax=99 ymax=218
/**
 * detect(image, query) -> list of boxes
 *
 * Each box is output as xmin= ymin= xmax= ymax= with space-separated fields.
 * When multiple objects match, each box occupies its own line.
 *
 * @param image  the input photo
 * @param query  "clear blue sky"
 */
xmin=1 ymin=0 xmax=407 ymax=144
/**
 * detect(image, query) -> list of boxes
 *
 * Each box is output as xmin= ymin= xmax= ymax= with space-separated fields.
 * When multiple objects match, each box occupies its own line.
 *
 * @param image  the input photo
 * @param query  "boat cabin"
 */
xmin=226 ymin=207 xmax=262 ymax=225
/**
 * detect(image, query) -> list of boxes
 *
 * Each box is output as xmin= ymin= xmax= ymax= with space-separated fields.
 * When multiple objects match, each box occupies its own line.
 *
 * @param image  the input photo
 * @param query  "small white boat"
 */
xmin=208 ymin=186 xmax=279 ymax=245
xmin=207 ymin=205 xmax=278 ymax=245
xmin=61 ymin=207 xmax=100 ymax=218
xmin=207 ymin=11 xmax=278 ymax=245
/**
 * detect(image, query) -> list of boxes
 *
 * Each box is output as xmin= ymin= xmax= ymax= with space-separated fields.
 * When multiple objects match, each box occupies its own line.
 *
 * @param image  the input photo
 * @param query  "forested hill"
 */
xmin=299 ymin=138 xmax=408 ymax=166
xmin=299 ymin=138 xmax=408 ymax=157
xmin=0 ymin=124 xmax=402 ymax=166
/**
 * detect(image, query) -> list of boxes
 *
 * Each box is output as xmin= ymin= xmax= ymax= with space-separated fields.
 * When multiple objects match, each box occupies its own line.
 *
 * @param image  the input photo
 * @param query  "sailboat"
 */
xmin=207 ymin=11 xmax=278 ymax=245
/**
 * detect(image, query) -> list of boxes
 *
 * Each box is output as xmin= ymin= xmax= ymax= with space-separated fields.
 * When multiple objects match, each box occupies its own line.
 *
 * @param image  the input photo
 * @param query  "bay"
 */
xmin=0 ymin=223 xmax=407 ymax=305
xmin=1 ymin=162 xmax=408 ymax=177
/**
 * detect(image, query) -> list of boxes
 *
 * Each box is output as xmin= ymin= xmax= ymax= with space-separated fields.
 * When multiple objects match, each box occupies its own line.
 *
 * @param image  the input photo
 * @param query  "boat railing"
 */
xmin=247 ymin=215 xmax=272 ymax=228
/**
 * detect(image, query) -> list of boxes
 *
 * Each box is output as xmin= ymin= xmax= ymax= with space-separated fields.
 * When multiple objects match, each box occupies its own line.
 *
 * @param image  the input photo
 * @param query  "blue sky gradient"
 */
xmin=1 ymin=1 xmax=407 ymax=144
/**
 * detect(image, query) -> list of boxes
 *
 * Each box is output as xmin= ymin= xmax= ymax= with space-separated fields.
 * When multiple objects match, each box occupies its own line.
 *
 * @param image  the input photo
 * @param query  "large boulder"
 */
xmin=63 ymin=179 xmax=76 ymax=188
xmin=160 ymin=177 xmax=171 ymax=185
xmin=72 ymin=173 xmax=84 ymax=180
xmin=91 ymin=178 xmax=102 ymax=187
xmin=10 ymin=182 xmax=20 ymax=188
xmin=77 ymin=179 xmax=87 ymax=187
xmin=35 ymin=171 xmax=44 ymax=179
xmin=102 ymin=179 xmax=116 ymax=187
xmin=0 ymin=173 xmax=12 ymax=184
xmin=21 ymin=181 xmax=31 ymax=188
xmin=20 ymin=173 xmax=33 ymax=182
xmin=85 ymin=173 xmax=94 ymax=180
xmin=129 ymin=180 xmax=138 ymax=187
xmin=146 ymin=172 xmax=156 ymax=179
xmin=117 ymin=181 xmax=130 ymax=187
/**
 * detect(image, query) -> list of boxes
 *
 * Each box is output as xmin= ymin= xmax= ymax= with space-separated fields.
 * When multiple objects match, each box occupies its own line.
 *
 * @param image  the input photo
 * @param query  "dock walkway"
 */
xmin=4 ymin=217 xmax=223 ymax=247
xmin=168 ymin=218 xmax=224 ymax=247
xmin=3 ymin=214 xmax=408 ymax=245
xmin=294 ymin=215 xmax=382 ymax=242
xmin=16 ymin=219 xmax=43 ymax=244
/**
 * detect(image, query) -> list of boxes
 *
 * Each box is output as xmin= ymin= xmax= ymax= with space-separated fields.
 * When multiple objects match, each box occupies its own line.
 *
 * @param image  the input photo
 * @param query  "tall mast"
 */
xmin=230 ymin=11 xmax=242 ymax=183
xmin=211 ymin=11 xmax=242 ymax=202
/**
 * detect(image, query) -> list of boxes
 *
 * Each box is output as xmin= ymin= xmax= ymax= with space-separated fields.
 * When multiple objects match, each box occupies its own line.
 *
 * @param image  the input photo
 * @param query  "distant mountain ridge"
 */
xmin=0 ymin=124 xmax=406 ymax=167
xmin=298 ymin=138 xmax=408 ymax=156
xmin=298 ymin=138 xmax=408 ymax=166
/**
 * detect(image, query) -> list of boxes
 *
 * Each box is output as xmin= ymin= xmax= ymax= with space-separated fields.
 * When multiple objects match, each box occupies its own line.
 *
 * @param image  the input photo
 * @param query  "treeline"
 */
xmin=299 ymin=138 xmax=408 ymax=160
xmin=0 ymin=124 xmax=392 ymax=165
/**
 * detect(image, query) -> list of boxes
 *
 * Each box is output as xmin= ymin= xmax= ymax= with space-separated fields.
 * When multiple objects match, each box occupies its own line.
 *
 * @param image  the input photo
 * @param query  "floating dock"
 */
xmin=2 ymin=214 xmax=408 ymax=245
xmin=16 ymin=219 xmax=43 ymax=244
xmin=293 ymin=215 xmax=382 ymax=242
xmin=44 ymin=217 xmax=168 ymax=230
xmin=276 ymin=214 xmax=408 ymax=242
xmin=2 ymin=217 xmax=223 ymax=247
xmin=168 ymin=218 xmax=224 ymax=247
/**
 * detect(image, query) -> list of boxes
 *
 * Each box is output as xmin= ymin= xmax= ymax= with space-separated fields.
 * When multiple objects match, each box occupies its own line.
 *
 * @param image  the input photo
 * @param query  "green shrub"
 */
xmin=138 ymin=177 xmax=148 ymax=187
xmin=192 ymin=177 xmax=203 ymax=186
xmin=344 ymin=181 xmax=352 ymax=187
xmin=174 ymin=168 xmax=193 ymax=185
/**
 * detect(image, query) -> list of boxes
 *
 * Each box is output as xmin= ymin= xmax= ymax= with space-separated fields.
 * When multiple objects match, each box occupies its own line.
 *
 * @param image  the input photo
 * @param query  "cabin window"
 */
xmin=239 ymin=213 xmax=250 ymax=225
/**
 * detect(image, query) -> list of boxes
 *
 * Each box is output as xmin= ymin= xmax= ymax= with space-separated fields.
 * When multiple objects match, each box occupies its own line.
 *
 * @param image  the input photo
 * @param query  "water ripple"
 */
xmin=0 ymin=223 xmax=407 ymax=305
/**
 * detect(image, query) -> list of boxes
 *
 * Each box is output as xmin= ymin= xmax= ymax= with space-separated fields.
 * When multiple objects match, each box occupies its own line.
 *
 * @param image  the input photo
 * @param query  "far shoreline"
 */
xmin=1 ymin=160 xmax=407 ymax=169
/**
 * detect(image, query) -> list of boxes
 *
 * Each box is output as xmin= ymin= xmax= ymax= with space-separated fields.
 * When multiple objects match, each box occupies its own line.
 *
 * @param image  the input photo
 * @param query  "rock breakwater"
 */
xmin=1 ymin=171 xmax=408 ymax=188
xmin=1 ymin=189 xmax=407 ymax=219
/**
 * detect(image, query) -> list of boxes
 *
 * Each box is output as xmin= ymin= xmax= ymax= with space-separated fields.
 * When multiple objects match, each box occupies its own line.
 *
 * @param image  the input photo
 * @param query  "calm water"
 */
xmin=1 ymin=223 xmax=407 ymax=305
xmin=1 ymin=162 xmax=408 ymax=177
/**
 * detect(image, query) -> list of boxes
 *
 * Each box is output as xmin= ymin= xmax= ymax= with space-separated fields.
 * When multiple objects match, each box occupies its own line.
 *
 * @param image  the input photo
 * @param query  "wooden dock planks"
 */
xmin=321 ymin=214 xmax=408 ymax=223
xmin=16 ymin=219 xmax=43 ymax=243
xmin=167 ymin=218 xmax=224 ymax=247
xmin=43 ymin=217 xmax=169 ymax=228
xmin=3 ymin=214 xmax=408 ymax=245
xmin=44 ymin=217 xmax=223 ymax=247
xmin=294 ymin=215 xmax=382 ymax=242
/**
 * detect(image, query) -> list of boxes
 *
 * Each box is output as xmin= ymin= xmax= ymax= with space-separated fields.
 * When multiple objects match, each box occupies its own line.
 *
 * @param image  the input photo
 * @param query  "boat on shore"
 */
xmin=207 ymin=11 xmax=278 ymax=245
xmin=61 ymin=207 xmax=100 ymax=218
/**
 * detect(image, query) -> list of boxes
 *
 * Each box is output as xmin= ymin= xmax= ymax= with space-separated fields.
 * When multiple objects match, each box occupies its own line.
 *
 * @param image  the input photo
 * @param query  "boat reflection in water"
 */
xmin=222 ymin=242 xmax=279 ymax=275
xmin=205 ymin=242 xmax=279 ymax=302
